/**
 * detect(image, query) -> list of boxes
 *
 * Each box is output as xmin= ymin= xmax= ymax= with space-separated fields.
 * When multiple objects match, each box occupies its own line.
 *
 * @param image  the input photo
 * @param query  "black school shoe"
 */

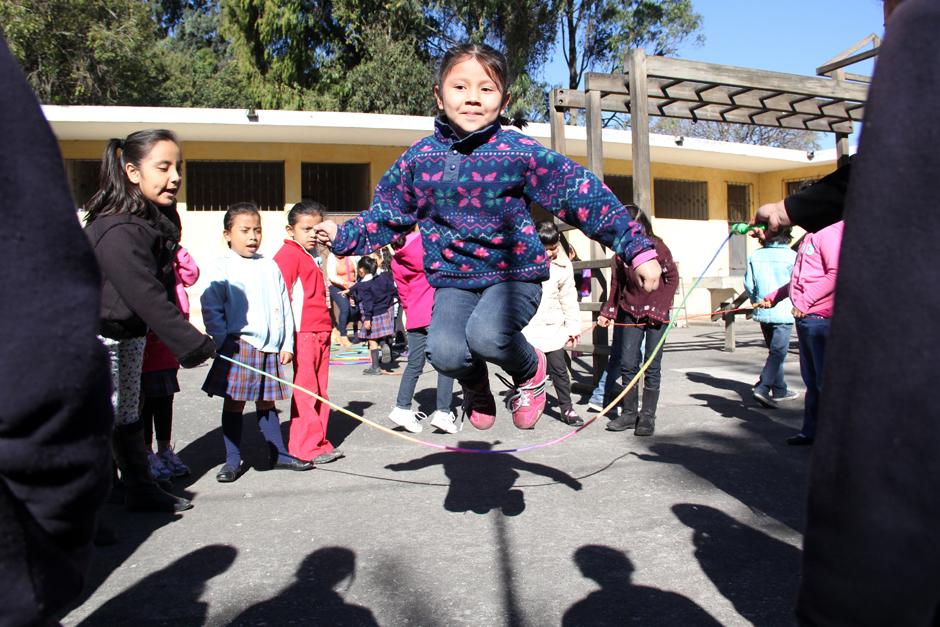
xmin=216 ymin=464 xmax=239 ymax=483
xmin=312 ymin=449 xmax=345 ymax=465
xmin=362 ymin=367 xmax=382 ymax=375
xmin=272 ymin=457 xmax=315 ymax=471
xmin=786 ymin=433 xmax=815 ymax=446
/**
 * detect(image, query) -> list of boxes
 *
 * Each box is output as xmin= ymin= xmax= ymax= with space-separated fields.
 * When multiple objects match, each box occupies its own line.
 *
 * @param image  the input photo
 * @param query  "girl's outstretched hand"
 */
xmin=635 ymin=259 xmax=662 ymax=292
xmin=314 ymin=220 xmax=338 ymax=246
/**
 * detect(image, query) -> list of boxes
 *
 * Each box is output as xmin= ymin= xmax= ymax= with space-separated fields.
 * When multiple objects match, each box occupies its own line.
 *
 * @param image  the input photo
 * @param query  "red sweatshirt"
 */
xmin=274 ymin=239 xmax=332 ymax=333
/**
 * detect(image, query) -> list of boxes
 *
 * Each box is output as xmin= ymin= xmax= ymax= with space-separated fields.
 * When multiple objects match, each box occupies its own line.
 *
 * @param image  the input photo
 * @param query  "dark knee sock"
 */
xmin=151 ymin=396 xmax=173 ymax=446
xmin=221 ymin=411 xmax=243 ymax=467
xmin=257 ymin=407 xmax=290 ymax=463
xmin=371 ymin=349 xmax=381 ymax=369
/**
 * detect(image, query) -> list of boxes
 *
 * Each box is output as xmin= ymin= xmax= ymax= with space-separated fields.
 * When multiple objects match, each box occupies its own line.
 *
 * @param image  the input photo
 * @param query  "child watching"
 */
xmin=745 ymin=227 xmax=799 ymax=408
xmin=274 ymin=201 xmax=343 ymax=465
xmin=757 ymin=221 xmax=844 ymax=446
xmin=201 ymin=203 xmax=312 ymax=482
xmin=348 ymin=256 xmax=398 ymax=375
xmin=522 ymin=221 xmax=584 ymax=426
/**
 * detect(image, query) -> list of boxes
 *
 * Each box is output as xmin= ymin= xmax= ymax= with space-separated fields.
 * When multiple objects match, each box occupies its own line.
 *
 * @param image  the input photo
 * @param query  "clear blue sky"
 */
xmin=542 ymin=0 xmax=886 ymax=145
xmin=544 ymin=0 xmax=886 ymax=85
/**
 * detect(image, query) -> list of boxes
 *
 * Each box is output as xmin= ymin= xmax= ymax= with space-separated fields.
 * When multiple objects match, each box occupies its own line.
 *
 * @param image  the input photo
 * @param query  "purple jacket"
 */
xmin=332 ymin=118 xmax=656 ymax=289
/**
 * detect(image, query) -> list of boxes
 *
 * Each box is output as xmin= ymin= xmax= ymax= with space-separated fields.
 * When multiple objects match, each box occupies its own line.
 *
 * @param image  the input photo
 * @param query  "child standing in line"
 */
xmin=274 ymin=201 xmax=344 ymax=465
xmin=599 ymin=207 xmax=679 ymax=436
xmin=387 ymin=228 xmax=459 ymax=434
xmin=348 ymin=256 xmax=398 ymax=375
xmin=142 ymin=244 xmax=200 ymax=481
xmin=757 ymin=220 xmax=844 ymax=446
xmin=315 ymin=43 xmax=661 ymax=430
xmin=201 ymin=203 xmax=313 ymax=482
xmin=744 ymin=227 xmax=799 ymax=409
xmin=522 ymin=221 xmax=584 ymax=426
xmin=84 ymin=129 xmax=215 ymax=512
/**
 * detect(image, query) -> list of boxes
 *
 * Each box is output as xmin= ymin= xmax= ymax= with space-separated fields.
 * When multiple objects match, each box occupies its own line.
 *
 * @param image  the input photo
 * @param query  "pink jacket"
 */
xmin=143 ymin=247 xmax=200 ymax=373
xmin=391 ymin=231 xmax=434 ymax=329
xmin=765 ymin=221 xmax=843 ymax=318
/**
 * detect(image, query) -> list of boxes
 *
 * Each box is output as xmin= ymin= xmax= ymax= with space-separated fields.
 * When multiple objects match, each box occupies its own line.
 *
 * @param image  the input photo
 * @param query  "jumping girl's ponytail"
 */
xmin=498 ymin=111 xmax=529 ymax=130
xmin=85 ymin=129 xmax=179 ymax=224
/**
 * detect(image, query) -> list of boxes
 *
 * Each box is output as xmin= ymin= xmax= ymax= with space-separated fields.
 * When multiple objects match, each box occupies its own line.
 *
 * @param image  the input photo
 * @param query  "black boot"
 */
xmin=634 ymin=388 xmax=660 ymax=436
xmin=112 ymin=421 xmax=192 ymax=513
xmin=606 ymin=386 xmax=639 ymax=431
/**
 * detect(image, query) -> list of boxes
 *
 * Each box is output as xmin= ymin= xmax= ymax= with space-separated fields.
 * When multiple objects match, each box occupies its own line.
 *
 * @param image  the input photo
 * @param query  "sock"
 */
xmin=371 ymin=349 xmax=381 ymax=369
xmin=221 ymin=411 xmax=243 ymax=468
xmin=257 ymin=407 xmax=290 ymax=463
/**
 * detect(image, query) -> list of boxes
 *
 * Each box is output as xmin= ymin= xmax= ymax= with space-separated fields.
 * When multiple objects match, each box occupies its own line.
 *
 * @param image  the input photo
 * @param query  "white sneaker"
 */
xmin=429 ymin=410 xmax=462 ymax=434
xmin=388 ymin=406 xmax=424 ymax=433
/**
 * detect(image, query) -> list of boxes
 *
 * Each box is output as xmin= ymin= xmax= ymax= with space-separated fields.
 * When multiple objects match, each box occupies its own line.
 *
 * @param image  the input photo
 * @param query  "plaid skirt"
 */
xmin=140 ymin=368 xmax=180 ymax=398
xmin=360 ymin=306 xmax=395 ymax=340
xmin=202 ymin=335 xmax=289 ymax=401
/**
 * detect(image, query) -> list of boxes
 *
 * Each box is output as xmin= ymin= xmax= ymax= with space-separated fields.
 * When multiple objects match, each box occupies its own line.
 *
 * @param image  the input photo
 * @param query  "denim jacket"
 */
xmin=744 ymin=243 xmax=796 ymax=324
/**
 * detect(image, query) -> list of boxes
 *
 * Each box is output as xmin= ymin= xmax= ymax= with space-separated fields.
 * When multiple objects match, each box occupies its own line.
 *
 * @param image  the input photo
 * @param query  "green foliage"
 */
xmin=0 ymin=0 xmax=167 ymax=105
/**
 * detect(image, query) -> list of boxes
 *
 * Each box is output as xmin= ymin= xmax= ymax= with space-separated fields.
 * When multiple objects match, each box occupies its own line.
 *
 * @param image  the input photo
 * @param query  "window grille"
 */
xmin=186 ymin=161 xmax=285 ymax=211
xmin=786 ymin=178 xmax=819 ymax=196
xmin=653 ymin=179 xmax=708 ymax=220
xmin=727 ymin=183 xmax=751 ymax=223
xmin=605 ymin=175 xmax=634 ymax=206
xmin=301 ymin=163 xmax=371 ymax=215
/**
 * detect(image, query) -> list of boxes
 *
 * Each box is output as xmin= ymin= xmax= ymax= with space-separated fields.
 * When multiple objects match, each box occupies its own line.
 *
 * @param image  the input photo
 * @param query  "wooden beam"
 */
xmin=816 ymin=46 xmax=879 ymax=76
xmin=628 ymin=49 xmax=653 ymax=215
xmin=549 ymin=91 xmax=567 ymax=155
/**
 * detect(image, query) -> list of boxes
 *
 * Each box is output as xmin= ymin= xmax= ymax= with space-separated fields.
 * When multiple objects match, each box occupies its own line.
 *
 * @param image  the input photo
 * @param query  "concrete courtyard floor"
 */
xmin=63 ymin=323 xmax=810 ymax=626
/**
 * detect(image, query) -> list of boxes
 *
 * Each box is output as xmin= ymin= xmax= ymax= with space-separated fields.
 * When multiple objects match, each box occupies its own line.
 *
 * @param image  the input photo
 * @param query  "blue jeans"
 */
xmin=796 ymin=316 xmax=829 ymax=438
xmin=426 ymin=282 xmax=542 ymax=385
xmin=620 ymin=313 xmax=667 ymax=392
xmin=756 ymin=322 xmax=793 ymax=397
xmin=590 ymin=322 xmax=624 ymax=404
xmin=395 ymin=327 xmax=454 ymax=412
xmin=329 ymin=285 xmax=356 ymax=335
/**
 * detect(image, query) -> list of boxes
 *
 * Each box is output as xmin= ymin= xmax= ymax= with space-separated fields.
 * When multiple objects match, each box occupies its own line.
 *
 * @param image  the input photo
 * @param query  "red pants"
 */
xmin=288 ymin=331 xmax=334 ymax=460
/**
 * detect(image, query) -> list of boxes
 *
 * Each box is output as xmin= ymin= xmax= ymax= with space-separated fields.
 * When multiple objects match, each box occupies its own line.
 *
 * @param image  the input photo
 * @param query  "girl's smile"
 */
xmin=434 ymin=57 xmax=510 ymax=137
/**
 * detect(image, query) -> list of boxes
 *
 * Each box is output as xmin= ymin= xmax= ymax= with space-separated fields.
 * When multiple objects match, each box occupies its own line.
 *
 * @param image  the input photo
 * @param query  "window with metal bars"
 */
xmin=186 ymin=161 xmax=285 ymax=211
xmin=727 ymin=183 xmax=751 ymax=223
xmin=653 ymin=178 xmax=708 ymax=220
xmin=786 ymin=178 xmax=818 ymax=196
xmin=301 ymin=163 xmax=371 ymax=215
xmin=64 ymin=159 xmax=101 ymax=210
xmin=605 ymin=175 xmax=634 ymax=206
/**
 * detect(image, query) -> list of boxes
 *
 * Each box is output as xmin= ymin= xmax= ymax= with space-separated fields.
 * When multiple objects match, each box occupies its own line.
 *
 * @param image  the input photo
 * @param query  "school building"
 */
xmin=44 ymin=105 xmax=841 ymax=322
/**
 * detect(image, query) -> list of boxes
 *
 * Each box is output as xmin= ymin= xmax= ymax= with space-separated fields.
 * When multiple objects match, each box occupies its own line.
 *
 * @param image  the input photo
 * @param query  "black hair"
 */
xmin=436 ymin=43 xmax=527 ymax=130
xmin=625 ymin=203 xmax=655 ymax=239
xmin=357 ymin=255 xmax=378 ymax=276
xmin=535 ymin=220 xmax=560 ymax=246
xmin=763 ymin=226 xmax=793 ymax=245
xmin=223 ymin=202 xmax=260 ymax=231
xmin=84 ymin=128 xmax=180 ymax=224
xmin=287 ymin=199 xmax=327 ymax=226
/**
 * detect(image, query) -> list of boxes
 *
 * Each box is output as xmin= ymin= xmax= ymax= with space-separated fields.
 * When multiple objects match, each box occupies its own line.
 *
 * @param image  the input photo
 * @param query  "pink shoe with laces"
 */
xmin=461 ymin=367 xmax=497 ymax=430
xmin=502 ymin=350 xmax=548 ymax=429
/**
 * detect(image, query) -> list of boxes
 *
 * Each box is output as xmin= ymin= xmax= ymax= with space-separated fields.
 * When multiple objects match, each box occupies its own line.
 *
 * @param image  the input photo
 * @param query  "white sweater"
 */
xmin=200 ymin=249 xmax=294 ymax=354
xmin=522 ymin=254 xmax=581 ymax=353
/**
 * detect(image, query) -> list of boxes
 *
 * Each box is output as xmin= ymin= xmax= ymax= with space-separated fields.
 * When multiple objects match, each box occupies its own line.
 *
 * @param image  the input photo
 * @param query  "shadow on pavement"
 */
xmin=78 ymin=544 xmax=236 ymax=626
xmin=562 ymin=544 xmax=721 ymax=626
xmin=673 ymin=504 xmax=801 ymax=626
xmin=385 ymin=441 xmax=582 ymax=515
xmin=230 ymin=546 xmax=378 ymax=626
xmin=327 ymin=401 xmax=373 ymax=447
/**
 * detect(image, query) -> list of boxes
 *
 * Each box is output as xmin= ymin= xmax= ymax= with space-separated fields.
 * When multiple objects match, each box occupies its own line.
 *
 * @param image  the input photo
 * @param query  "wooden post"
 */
xmin=836 ymin=132 xmax=851 ymax=167
xmin=549 ymin=91 xmax=567 ymax=155
xmin=584 ymin=89 xmax=604 ymax=178
xmin=627 ymin=48 xmax=652 ymax=214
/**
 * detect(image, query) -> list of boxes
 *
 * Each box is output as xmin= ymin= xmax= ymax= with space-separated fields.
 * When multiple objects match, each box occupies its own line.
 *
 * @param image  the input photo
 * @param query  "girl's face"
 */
xmin=125 ymin=140 xmax=182 ymax=207
xmin=434 ymin=57 xmax=509 ymax=137
xmin=286 ymin=214 xmax=322 ymax=252
xmin=224 ymin=212 xmax=263 ymax=258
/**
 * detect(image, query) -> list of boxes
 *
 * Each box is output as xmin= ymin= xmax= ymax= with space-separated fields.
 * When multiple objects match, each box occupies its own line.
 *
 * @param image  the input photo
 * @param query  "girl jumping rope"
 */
xmin=201 ymin=202 xmax=313 ymax=482
xmin=315 ymin=43 xmax=661 ymax=430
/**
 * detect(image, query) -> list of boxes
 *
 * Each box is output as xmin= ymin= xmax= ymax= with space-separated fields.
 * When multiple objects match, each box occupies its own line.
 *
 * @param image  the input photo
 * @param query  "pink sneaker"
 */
xmin=461 ymin=368 xmax=497 ymax=430
xmin=503 ymin=350 xmax=548 ymax=429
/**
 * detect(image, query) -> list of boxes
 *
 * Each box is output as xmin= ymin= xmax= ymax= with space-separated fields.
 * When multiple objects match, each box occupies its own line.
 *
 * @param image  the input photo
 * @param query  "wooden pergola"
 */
xmin=551 ymin=45 xmax=873 ymax=361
